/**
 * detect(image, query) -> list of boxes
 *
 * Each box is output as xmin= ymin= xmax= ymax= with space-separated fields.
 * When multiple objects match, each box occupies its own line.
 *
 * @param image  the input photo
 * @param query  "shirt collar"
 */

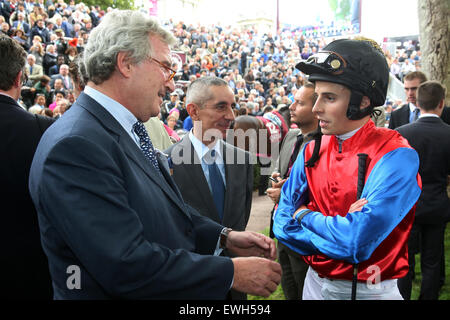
xmin=188 ymin=129 xmax=223 ymax=162
xmin=409 ymin=103 xmax=417 ymax=112
xmin=0 ymin=92 xmax=15 ymax=100
xmin=419 ymin=113 xmax=440 ymax=119
xmin=336 ymin=125 xmax=363 ymax=142
xmin=84 ymin=86 xmax=138 ymax=143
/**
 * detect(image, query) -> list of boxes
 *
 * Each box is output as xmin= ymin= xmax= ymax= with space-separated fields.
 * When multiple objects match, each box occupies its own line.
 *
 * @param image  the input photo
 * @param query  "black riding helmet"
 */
xmin=296 ymin=38 xmax=389 ymax=120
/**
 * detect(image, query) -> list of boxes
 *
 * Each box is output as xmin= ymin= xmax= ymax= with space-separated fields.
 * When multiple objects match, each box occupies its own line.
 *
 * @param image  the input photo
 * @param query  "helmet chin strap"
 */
xmin=346 ymin=91 xmax=372 ymax=120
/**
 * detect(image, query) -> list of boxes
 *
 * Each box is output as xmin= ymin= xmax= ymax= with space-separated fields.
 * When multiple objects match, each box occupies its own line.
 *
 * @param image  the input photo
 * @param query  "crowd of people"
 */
xmin=1 ymin=0 xmax=424 ymax=132
xmin=1 ymin=3 xmax=449 ymax=302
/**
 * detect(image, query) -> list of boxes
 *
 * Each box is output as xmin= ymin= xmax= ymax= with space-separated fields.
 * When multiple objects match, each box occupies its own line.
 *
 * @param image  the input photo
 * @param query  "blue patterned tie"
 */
xmin=133 ymin=121 xmax=161 ymax=173
xmin=207 ymin=149 xmax=225 ymax=221
xmin=410 ymin=108 xmax=420 ymax=123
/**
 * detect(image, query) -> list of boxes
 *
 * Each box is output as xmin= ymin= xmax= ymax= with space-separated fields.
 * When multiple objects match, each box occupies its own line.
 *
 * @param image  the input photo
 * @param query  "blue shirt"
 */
xmin=188 ymin=130 xmax=226 ymax=192
xmin=84 ymin=86 xmax=141 ymax=148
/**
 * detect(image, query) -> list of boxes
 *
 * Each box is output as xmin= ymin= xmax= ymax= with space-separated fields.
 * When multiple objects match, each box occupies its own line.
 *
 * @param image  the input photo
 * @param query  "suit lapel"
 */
xmin=76 ymin=93 xmax=189 ymax=216
xmin=177 ymin=136 xmax=220 ymax=220
xmin=403 ymin=104 xmax=411 ymax=124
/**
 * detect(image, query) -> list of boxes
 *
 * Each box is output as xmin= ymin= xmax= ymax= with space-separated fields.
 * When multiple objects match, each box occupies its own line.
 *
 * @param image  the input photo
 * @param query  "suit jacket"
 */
xmin=165 ymin=136 xmax=253 ymax=300
xmin=441 ymin=106 xmax=450 ymax=125
xmin=397 ymin=116 xmax=450 ymax=224
xmin=276 ymin=129 xmax=301 ymax=178
xmin=390 ymin=104 xmax=450 ymax=129
xmin=50 ymin=74 xmax=73 ymax=90
xmin=26 ymin=63 xmax=44 ymax=84
xmin=165 ymin=135 xmax=253 ymax=231
xmin=0 ymin=93 xmax=54 ymax=299
xmin=388 ymin=103 xmax=410 ymax=129
xmin=28 ymin=92 xmax=234 ymax=299
xmin=54 ymin=21 xmax=73 ymax=38
xmin=12 ymin=20 xmax=30 ymax=34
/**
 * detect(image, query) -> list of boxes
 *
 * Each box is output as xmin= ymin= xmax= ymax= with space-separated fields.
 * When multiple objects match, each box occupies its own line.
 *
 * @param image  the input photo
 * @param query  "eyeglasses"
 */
xmin=305 ymin=50 xmax=347 ymax=75
xmin=150 ymin=57 xmax=176 ymax=81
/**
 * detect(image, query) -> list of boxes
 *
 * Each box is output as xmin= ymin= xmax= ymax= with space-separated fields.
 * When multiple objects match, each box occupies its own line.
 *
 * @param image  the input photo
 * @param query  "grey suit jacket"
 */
xmin=165 ymin=135 xmax=253 ymax=231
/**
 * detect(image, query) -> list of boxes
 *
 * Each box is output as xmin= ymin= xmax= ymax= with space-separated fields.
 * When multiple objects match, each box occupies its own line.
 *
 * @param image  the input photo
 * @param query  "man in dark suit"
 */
xmin=389 ymin=71 xmax=427 ymax=129
xmin=29 ymin=10 xmax=281 ymax=300
xmin=0 ymin=34 xmax=54 ymax=299
xmin=29 ymin=18 xmax=50 ymax=44
xmin=11 ymin=12 xmax=30 ymax=35
xmin=266 ymin=82 xmax=318 ymax=300
xmin=165 ymin=77 xmax=253 ymax=299
xmin=50 ymin=63 xmax=73 ymax=90
xmin=396 ymin=80 xmax=450 ymax=300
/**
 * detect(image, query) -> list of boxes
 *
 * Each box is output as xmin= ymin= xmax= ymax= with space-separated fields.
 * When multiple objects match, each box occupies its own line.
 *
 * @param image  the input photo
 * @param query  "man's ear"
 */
xmin=186 ymin=103 xmax=200 ymax=120
xmin=14 ymin=70 xmax=23 ymax=88
xmin=116 ymin=51 xmax=134 ymax=78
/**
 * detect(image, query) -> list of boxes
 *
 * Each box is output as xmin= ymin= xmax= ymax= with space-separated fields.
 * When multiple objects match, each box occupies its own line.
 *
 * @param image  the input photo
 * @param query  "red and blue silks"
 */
xmin=273 ymin=120 xmax=422 ymax=282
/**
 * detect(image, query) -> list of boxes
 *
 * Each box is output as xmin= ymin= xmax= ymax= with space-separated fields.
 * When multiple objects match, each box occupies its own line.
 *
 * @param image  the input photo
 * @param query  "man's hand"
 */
xmin=266 ymin=187 xmax=282 ymax=204
xmin=232 ymin=257 xmax=282 ymax=297
xmin=348 ymin=198 xmax=368 ymax=213
xmin=266 ymin=173 xmax=286 ymax=204
xmin=226 ymin=231 xmax=277 ymax=260
xmin=292 ymin=198 xmax=368 ymax=220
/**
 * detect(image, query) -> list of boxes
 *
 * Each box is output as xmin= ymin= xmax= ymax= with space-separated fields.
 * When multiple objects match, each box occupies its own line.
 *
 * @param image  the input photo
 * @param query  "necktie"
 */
xmin=133 ymin=121 xmax=161 ymax=173
xmin=410 ymin=108 xmax=420 ymax=123
xmin=207 ymin=149 xmax=225 ymax=221
xmin=286 ymin=134 xmax=304 ymax=178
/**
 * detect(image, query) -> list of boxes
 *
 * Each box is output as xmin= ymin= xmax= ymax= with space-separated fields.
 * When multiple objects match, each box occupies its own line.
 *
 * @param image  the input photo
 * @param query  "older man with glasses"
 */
xmin=29 ymin=10 xmax=281 ymax=300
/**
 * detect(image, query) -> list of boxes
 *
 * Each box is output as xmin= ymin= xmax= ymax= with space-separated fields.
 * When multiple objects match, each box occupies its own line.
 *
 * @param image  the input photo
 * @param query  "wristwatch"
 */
xmin=220 ymin=228 xmax=232 ymax=249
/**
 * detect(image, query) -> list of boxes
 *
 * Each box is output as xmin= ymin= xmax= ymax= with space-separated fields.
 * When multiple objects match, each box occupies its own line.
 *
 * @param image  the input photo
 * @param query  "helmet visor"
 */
xmin=304 ymin=51 xmax=347 ymax=75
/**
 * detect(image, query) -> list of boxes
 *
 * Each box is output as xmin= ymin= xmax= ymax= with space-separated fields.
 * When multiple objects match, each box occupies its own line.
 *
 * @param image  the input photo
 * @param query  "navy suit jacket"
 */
xmin=388 ymin=103 xmax=410 ymax=129
xmin=0 ymin=94 xmax=54 ymax=299
xmin=389 ymin=104 xmax=450 ymax=129
xmin=29 ymin=92 xmax=234 ymax=299
xmin=397 ymin=116 xmax=450 ymax=224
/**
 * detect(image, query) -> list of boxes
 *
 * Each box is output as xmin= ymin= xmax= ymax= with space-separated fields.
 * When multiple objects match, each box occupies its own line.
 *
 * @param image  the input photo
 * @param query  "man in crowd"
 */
xmin=26 ymin=54 xmax=44 ymax=85
xmin=273 ymin=38 xmax=421 ymax=300
xmin=50 ymin=63 xmax=73 ymax=90
xmin=165 ymin=76 xmax=254 ymax=299
xmin=29 ymin=10 xmax=281 ymax=300
xmin=396 ymin=81 xmax=450 ymax=300
xmin=388 ymin=71 xmax=427 ymax=129
xmin=266 ymin=82 xmax=318 ymax=300
xmin=0 ymin=34 xmax=54 ymax=299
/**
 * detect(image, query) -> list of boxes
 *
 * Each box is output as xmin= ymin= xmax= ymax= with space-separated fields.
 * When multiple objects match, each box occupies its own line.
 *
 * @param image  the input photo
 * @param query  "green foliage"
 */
xmin=74 ymin=0 xmax=135 ymax=10
xmin=327 ymin=0 xmax=352 ymax=21
xmin=248 ymin=227 xmax=286 ymax=300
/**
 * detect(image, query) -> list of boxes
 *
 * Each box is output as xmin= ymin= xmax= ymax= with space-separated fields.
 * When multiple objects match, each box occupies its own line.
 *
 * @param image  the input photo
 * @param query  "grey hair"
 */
xmin=82 ymin=10 xmax=176 ymax=85
xmin=186 ymin=76 xmax=229 ymax=107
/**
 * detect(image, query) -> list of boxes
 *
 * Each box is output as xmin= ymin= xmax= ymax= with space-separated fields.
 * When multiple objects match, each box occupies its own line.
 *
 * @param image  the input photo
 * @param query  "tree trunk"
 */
xmin=417 ymin=0 xmax=450 ymax=104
